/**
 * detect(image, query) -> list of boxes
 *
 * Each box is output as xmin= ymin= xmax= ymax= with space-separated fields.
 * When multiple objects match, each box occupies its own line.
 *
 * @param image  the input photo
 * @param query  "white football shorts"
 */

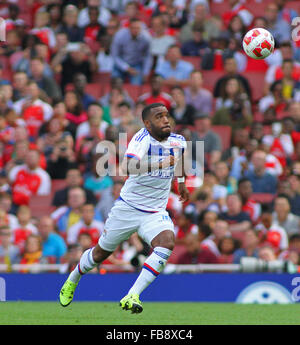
xmin=98 ymin=199 xmax=175 ymax=252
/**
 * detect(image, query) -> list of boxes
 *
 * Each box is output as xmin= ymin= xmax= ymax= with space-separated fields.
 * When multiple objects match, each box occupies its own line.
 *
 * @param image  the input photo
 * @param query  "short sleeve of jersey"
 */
xmin=181 ymin=136 xmax=187 ymax=152
xmin=124 ymin=129 xmax=150 ymax=161
xmin=172 ymin=134 xmax=187 ymax=155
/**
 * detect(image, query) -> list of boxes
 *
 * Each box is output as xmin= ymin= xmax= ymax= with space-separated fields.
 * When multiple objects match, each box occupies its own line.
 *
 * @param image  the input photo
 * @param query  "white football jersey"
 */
xmin=120 ymin=128 xmax=186 ymax=212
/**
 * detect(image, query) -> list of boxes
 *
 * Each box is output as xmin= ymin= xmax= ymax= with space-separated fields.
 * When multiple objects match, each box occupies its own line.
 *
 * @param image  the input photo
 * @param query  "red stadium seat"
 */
xmin=210 ymin=2 xmax=231 ymax=16
xmin=139 ymin=84 xmax=172 ymax=100
xmin=140 ymin=84 xmax=151 ymax=95
xmin=282 ymin=1 xmax=300 ymax=13
xmin=0 ymin=56 xmax=12 ymax=81
xmin=241 ymin=71 xmax=265 ymax=102
xmin=29 ymin=195 xmax=54 ymax=218
xmin=65 ymin=83 xmax=102 ymax=99
xmin=85 ymin=83 xmax=102 ymax=99
xmin=19 ymin=13 xmax=33 ymax=28
xmin=201 ymin=70 xmax=224 ymax=92
xmin=92 ymin=72 xmax=111 ymax=84
xmin=251 ymin=193 xmax=275 ymax=204
xmin=123 ymin=84 xmax=143 ymax=102
xmin=244 ymin=2 xmax=270 ymax=18
xmin=2 ymin=68 xmax=13 ymax=82
xmin=51 ymin=179 xmax=67 ymax=195
xmin=211 ymin=125 xmax=232 ymax=151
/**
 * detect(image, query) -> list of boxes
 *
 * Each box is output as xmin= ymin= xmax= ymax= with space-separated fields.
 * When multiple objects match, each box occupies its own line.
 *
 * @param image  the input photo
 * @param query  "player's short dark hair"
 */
xmin=141 ymin=103 xmax=166 ymax=121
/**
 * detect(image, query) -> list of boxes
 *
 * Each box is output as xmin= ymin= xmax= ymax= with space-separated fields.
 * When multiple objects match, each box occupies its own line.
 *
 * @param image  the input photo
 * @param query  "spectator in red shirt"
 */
xmin=8 ymin=149 xmax=51 ymax=206
xmin=222 ymin=0 xmax=253 ymax=29
xmin=255 ymin=207 xmax=289 ymax=252
xmin=237 ymin=177 xmax=261 ymax=223
xmin=139 ymin=74 xmax=174 ymax=111
xmin=177 ymin=232 xmax=219 ymax=264
xmin=13 ymin=205 xmax=38 ymax=253
xmin=13 ymin=81 xmax=54 ymax=139
xmin=84 ymin=6 xmax=105 ymax=43
xmin=174 ymin=210 xmax=198 ymax=245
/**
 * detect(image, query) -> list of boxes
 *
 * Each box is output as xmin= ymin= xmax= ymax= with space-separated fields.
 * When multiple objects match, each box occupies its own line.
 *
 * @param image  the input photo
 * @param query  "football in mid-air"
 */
xmin=243 ymin=28 xmax=275 ymax=60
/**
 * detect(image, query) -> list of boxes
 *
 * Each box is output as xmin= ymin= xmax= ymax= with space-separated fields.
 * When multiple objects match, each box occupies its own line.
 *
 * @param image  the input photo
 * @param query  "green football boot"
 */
xmin=59 ymin=277 xmax=78 ymax=307
xmin=120 ymin=293 xmax=143 ymax=314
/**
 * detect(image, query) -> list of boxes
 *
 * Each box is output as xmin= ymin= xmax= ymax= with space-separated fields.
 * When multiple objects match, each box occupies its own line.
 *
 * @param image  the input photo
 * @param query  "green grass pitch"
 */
xmin=0 ymin=302 xmax=300 ymax=325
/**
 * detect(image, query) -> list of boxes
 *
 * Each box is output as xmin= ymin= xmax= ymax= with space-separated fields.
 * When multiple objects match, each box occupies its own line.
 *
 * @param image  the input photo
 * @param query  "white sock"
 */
xmin=69 ymin=247 xmax=97 ymax=284
xmin=128 ymin=247 xmax=172 ymax=296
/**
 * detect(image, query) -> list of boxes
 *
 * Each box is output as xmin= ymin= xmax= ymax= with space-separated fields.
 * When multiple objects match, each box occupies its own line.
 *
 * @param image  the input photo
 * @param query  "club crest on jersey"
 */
xmin=169 ymin=141 xmax=181 ymax=146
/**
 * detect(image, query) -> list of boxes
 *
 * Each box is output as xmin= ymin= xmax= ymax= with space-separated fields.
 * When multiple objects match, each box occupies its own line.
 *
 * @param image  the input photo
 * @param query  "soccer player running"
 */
xmin=59 ymin=103 xmax=189 ymax=313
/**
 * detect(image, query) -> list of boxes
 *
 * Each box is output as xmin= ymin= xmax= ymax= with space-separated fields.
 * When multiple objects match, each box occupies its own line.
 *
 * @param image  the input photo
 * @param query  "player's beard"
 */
xmin=151 ymin=124 xmax=171 ymax=141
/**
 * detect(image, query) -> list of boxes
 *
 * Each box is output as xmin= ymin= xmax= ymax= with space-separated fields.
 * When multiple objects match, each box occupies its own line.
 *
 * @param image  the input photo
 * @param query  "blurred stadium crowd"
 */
xmin=1 ymin=0 xmax=300 ymax=273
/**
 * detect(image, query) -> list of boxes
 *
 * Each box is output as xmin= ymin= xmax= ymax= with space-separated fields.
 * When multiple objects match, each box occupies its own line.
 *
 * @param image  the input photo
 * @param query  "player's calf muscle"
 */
xmin=92 ymin=244 xmax=112 ymax=263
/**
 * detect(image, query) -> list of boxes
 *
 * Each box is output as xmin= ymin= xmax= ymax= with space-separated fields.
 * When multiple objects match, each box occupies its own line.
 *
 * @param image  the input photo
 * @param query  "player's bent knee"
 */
xmin=151 ymin=230 xmax=175 ymax=251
